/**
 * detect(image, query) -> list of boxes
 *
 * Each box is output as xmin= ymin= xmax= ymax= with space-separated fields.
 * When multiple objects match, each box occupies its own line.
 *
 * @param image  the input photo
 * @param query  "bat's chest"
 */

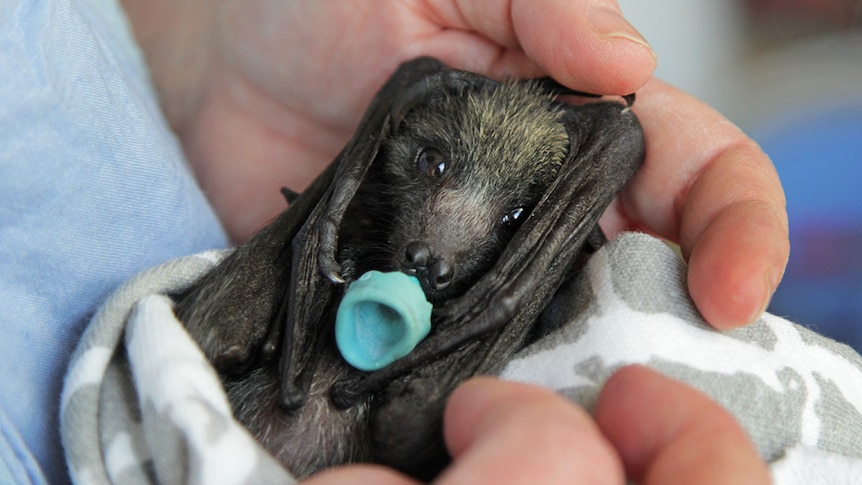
xmin=226 ymin=348 xmax=372 ymax=480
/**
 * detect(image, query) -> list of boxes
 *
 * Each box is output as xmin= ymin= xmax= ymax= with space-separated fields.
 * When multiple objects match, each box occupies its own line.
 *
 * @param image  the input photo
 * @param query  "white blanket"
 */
xmin=61 ymin=233 xmax=862 ymax=484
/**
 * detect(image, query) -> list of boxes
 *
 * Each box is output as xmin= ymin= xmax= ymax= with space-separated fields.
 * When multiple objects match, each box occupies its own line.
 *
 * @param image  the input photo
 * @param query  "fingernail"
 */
xmin=749 ymin=268 xmax=783 ymax=324
xmin=588 ymin=1 xmax=655 ymax=56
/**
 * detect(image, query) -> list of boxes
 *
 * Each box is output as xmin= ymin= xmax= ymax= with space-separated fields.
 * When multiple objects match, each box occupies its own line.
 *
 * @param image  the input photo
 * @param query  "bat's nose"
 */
xmin=428 ymin=259 xmax=452 ymax=290
xmin=402 ymin=241 xmax=453 ymax=291
xmin=403 ymin=241 xmax=431 ymax=268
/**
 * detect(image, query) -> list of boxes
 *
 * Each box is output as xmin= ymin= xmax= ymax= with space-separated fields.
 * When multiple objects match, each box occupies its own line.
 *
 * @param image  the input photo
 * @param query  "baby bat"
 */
xmin=173 ymin=57 xmax=645 ymax=480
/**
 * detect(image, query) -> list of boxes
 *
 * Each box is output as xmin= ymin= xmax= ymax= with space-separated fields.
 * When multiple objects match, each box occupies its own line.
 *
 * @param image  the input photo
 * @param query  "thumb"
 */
xmin=512 ymin=0 xmax=655 ymax=93
xmin=422 ymin=0 xmax=656 ymax=94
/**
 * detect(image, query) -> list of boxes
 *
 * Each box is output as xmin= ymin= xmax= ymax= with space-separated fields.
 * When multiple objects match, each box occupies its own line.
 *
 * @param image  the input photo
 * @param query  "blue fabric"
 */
xmin=0 ymin=0 xmax=229 ymax=483
xmin=755 ymin=105 xmax=862 ymax=352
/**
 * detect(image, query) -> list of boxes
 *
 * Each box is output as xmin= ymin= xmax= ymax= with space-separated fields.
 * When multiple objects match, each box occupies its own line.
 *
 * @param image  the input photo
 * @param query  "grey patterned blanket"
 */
xmin=61 ymin=233 xmax=862 ymax=484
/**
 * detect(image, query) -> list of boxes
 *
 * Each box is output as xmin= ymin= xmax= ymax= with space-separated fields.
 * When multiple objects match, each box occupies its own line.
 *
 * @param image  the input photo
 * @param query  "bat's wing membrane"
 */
xmin=173 ymin=158 xmax=335 ymax=373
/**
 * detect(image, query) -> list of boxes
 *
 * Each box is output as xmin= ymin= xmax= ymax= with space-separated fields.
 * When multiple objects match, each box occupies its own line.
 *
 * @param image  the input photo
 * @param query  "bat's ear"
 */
xmin=557 ymin=96 xmax=645 ymax=179
xmin=525 ymin=77 xmax=638 ymax=111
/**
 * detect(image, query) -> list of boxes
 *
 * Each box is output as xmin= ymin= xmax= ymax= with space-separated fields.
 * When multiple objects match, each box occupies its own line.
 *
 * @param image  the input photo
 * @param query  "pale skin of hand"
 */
xmin=303 ymin=368 xmax=771 ymax=485
xmin=121 ymin=0 xmax=789 ymax=330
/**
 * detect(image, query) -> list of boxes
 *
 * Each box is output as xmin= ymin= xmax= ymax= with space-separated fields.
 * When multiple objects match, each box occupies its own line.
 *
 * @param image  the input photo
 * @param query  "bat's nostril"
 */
xmin=404 ymin=241 xmax=431 ymax=268
xmin=429 ymin=259 xmax=453 ymax=290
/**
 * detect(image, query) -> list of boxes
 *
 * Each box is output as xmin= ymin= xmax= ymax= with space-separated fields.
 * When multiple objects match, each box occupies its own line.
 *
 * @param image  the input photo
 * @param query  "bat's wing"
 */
xmin=173 ymin=159 xmax=336 ymax=372
xmin=336 ymin=95 xmax=645 ymax=477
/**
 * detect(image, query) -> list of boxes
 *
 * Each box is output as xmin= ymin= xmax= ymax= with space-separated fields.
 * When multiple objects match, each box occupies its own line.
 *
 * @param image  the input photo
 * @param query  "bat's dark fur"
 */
xmin=173 ymin=57 xmax=645 ymax=480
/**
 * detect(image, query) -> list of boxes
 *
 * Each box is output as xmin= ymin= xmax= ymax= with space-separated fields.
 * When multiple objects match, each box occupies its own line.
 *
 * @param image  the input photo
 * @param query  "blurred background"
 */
xmin=619 ymin=0 xmax=862 ymax=351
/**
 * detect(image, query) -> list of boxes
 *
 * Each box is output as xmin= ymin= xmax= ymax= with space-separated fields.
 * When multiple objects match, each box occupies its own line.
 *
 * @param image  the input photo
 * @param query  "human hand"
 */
xmin=122 ymin=0 xmax=788 ymax=329
xmin=302 ymin=367 xmax=770 ymax=485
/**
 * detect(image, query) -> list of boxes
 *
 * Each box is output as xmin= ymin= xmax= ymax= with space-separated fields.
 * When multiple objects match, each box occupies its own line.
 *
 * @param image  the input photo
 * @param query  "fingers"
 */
xmin=418 ymin=0 xmax=656 ymax=93
xmin=439 ymin=377 xmax=623 ymax=485
xmin=306 ymin=372 xmax=768 ymax=485
xmin=302 ymin=464 xmax=419 ymax=485
xmin=685 ymin=178 xmax=789 ymax=328
xmin=616 ymin=79 xmax=789 ymax=329
xmin=595 ymin=365 xmax=771 ymax=485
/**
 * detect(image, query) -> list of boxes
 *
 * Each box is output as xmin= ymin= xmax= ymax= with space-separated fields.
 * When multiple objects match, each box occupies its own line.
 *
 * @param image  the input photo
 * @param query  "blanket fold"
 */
xmin=61 ymin=251 xmax=296 ymax=485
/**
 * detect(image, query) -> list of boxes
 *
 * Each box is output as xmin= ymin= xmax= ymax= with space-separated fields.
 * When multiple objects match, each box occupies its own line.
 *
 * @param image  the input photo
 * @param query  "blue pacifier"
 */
xmin=335 ymin=271 xmax=433 ymax=371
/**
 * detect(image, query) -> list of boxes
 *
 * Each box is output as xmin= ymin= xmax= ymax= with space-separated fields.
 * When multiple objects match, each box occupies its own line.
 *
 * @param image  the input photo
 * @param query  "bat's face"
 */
xmin=348 ymin=83 xmax=570 ymax=303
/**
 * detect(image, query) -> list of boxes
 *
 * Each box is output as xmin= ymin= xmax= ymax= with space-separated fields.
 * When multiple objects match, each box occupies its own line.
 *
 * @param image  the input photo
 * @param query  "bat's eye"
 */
xmin=416 ymin=148 xmax=447 ymax=178
xmin=500 ymin=207 xmax=527 ymax=229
